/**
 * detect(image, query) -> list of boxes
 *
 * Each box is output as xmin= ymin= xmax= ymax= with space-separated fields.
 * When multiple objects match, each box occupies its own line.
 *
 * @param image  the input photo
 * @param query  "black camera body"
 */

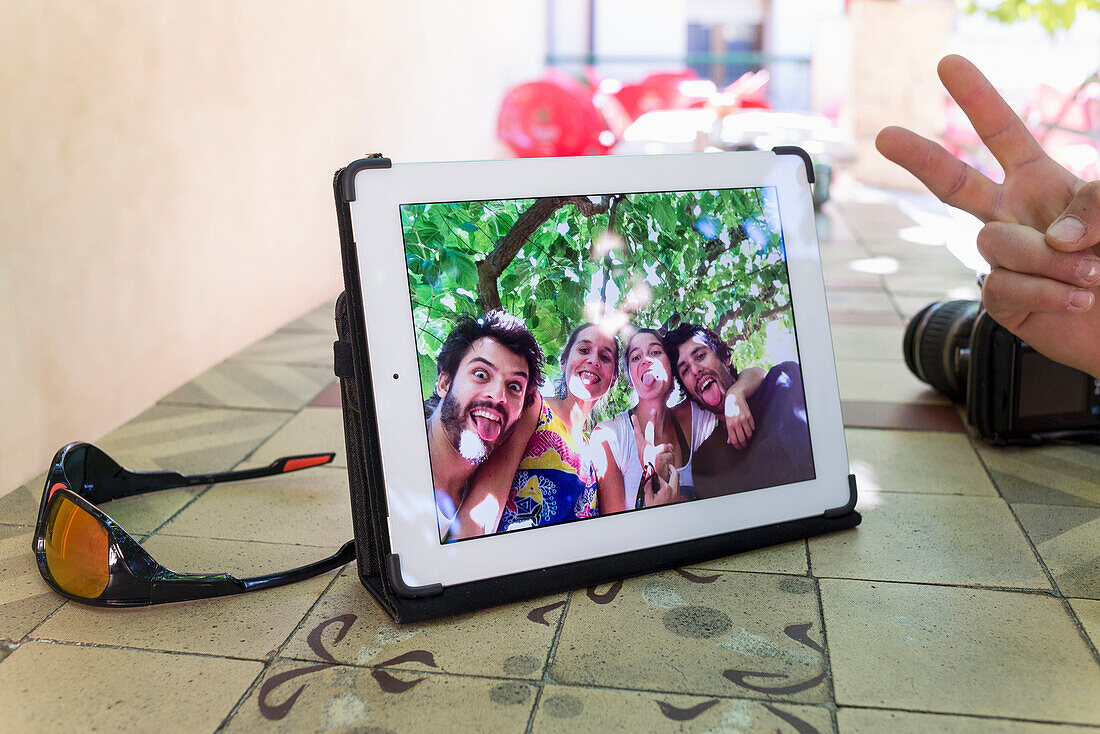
xmin=905 ymin=300 xmax=1100 ymax=445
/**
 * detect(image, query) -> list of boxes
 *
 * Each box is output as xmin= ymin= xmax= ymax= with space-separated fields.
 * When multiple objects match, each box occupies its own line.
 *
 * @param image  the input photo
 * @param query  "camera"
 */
xmin=904 ymin=300 xmax=1100 ymax=445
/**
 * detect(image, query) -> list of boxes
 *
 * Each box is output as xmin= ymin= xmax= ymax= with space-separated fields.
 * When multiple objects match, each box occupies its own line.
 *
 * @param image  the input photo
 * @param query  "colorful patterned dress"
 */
xmin=497 ymin=402 xmax=599 ymax=532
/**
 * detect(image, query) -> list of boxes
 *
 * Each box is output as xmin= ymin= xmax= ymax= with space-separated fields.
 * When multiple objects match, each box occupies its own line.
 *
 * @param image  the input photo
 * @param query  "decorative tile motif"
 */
xmin=550 ymin=570 xmax=829 ymax=703
xmin=821 ymin=579 xmax=1100 ymax=724
xmin=280 ymin=569 xmax=565 ymax=681
xmin=0 ymin=642 xmax=261 ymax=732
xmin=845 ymin=428 xmax=994 ymax=495
xmin=31 ymin=538 xmax=343 ymax=659
xmin=1012 ymin=504 xmax=1100 ymax=599
xmin=809 ymin=493 xmax=1048 ymax=589
xmin=225 ymin=661 xmax=535 ymax=732
xmin=531 ymin=685 xmax=834 ymax=733
xmin=307 ymin=381 xmax=342 ymax=408
xmin=159 ymin=361 xmax=332 ymax=411
xmin=0 ymin=526 xmax=65 ymax=642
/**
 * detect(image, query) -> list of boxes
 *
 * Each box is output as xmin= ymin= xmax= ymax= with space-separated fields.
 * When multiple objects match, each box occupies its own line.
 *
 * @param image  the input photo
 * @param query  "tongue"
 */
xmin=701 ymin=380 xmax=723 ymax=407
xmin=472 ymin=415 xmax=501 ymax=442
xmin=640 ymin=371 xmax=657 ymax=387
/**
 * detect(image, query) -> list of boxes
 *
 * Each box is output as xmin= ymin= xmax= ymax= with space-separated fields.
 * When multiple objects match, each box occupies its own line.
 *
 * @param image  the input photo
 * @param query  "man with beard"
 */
xmin=426 ymin=312 xmax=544 ymax=541
xmin=663 ymin=323 xmax=814 ymax=498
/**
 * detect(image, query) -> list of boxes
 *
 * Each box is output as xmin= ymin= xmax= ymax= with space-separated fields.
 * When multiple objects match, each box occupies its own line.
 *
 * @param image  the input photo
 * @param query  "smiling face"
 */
xmin=436 ymin=337 xmax=529 ymax=464
xmin=562 ymin=324 xmax=618 ymax=402
xmin=674 ymin=333 xmax=736 ymax=412
xmin=626 ymin=331 xmax=673 ymax=401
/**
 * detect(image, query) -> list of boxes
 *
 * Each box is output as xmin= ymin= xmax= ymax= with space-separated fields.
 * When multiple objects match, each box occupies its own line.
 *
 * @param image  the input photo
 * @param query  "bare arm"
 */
xmin=723 ymin=366 xmax=765 ymax=449
xmin=591 ymin=425 xmax=627 ymax=515
xmin=451 ymin=396 xmax=542 ymax=539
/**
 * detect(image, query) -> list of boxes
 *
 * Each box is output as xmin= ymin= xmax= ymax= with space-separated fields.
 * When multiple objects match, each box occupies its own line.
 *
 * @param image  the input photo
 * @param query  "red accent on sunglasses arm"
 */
xmin=282 ymin=455 xmax=334 ymax=473
xmin=48 ymin=482 xmax=68 ymax=499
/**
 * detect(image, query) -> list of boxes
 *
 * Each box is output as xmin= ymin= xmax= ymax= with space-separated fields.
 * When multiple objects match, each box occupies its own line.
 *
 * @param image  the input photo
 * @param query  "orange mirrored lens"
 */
xmin=44 ymin=496 xmax=109 ymax=598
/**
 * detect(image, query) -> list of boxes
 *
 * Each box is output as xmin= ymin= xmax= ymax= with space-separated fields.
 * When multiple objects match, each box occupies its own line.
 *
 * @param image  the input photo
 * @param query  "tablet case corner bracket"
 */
xmin=386 ymin=554 xmax=445 ymax=599
xmin=771 ymin=146 xmax=815 ymax=185
xmin=342 ymin=153 xmax=393 ymax=202
xmin=823 ymin=473 xmax=859 ymax=519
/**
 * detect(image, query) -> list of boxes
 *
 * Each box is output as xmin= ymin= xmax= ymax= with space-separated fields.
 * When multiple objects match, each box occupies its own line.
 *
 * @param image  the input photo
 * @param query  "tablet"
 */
xmin=346 ymin=150 xmax=849 ymax=589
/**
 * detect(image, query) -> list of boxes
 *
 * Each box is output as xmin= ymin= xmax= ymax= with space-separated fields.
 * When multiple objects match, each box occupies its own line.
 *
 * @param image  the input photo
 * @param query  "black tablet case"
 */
xmin=333 ymin=151 xmax=860 ymax=623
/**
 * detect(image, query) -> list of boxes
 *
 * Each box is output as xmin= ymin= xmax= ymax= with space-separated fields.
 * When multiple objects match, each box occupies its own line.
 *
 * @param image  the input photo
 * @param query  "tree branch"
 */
xmin=476 ymin=196 xmax=610 ymax=312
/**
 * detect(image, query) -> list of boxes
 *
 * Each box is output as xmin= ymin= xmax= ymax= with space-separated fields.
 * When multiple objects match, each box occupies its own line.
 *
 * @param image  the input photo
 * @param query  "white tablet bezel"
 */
xmin=347 ymin=151 xmax=849 ymax=589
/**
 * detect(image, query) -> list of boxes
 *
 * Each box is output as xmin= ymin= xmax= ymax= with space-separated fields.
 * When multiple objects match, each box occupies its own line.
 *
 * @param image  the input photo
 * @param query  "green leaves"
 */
xmin=401 ymin=188 xmax=799 ymax=402
xmin=958 ymin=0 xmax=1100 ymax=33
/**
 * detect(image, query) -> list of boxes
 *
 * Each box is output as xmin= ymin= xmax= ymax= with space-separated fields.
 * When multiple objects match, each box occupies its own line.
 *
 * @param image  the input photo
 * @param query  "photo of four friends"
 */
xmin=401 ymin=187 xmax=814 ymax=542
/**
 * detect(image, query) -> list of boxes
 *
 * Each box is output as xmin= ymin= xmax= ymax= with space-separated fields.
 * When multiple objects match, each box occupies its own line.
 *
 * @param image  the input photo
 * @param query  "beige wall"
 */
xmin=0 ymin=1 xmax=547 ymax=493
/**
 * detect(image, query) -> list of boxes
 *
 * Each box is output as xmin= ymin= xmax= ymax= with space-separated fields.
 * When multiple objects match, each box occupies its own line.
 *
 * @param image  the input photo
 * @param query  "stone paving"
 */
xmin=1 ymin=186 xmax=1098 ymax=732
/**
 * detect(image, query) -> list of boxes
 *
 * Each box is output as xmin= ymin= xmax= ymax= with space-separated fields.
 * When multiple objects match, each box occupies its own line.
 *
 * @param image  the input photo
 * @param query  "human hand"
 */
xmin=876 ymin=54 xmax=1100 ymax=377
xmin=723 ymin=389 xmax=755 ymax=449
xmin=632 ymin=411 xmax=681 ymax=507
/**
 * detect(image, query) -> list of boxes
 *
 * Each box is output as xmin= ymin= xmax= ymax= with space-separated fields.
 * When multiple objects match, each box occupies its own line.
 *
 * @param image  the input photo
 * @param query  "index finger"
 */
xmin=938 ymin=55 xmax=1046 ymax=173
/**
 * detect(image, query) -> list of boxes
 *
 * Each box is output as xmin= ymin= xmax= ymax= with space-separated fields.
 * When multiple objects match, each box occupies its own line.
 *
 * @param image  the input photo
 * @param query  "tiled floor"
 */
xmin=2 ymin=187 xmax=1098 ymax=732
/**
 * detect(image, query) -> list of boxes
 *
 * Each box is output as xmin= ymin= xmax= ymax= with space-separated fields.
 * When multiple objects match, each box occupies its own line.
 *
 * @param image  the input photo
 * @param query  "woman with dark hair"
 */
xmin=592 ymin=328 xmax=706 ymax=513
xmin=452 ymin=322 xmax=620 ymax=537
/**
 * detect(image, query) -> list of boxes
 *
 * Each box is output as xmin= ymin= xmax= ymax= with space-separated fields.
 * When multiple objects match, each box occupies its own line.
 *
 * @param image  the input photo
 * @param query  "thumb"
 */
xmin=1047 ymin=181 xmax=1100 ymax=252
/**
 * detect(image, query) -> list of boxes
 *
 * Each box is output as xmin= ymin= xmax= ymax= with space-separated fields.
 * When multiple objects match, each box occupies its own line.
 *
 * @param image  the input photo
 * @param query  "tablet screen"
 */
xmin=400 ymin=187 xmax=815 ymax=543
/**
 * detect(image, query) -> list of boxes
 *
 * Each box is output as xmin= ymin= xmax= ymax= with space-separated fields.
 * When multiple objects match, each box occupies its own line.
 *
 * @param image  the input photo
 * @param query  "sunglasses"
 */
xmin=33 ymin=442 xmax=355 ymax=607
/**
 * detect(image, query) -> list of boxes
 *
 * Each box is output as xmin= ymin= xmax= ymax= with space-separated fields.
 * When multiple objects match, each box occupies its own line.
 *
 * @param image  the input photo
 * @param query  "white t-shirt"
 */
xmin=596 ymin=402 xmax=717 ymax=510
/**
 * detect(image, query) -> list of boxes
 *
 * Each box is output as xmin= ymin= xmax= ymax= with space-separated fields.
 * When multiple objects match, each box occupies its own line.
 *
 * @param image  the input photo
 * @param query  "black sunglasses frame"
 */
xmin=33 ymin=442 xmax=355 ymax=607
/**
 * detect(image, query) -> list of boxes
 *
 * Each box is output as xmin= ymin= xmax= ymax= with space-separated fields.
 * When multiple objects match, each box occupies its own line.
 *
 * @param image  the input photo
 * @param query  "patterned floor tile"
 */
xmin=827 ymin=310 xmax=904 ymax=326
xmin=308 ymin=381 xmax=342 ymax=407
xmin=825 ymin=289 xmax=898 ymax=314
xmin=278 ymin=299 xmax=339 ymax=334
xmin=845 ymin=428 xmax=996 ymax=496
xmin=225 ymin=661 xmax=535 ymax=733
xmin=837 ymin=707 xmax=1098 ymax=733
xmin=159 ymin=361 xmax=332 ymax=411
xmin=686 ymin=540 xmax=809 ymax=576
xmin=243 ymin=408 xmax=347 ymax=470
xmin=1069 ymin=598 xmax=1100 ymax=649
xmin=279 ymin=569 xmax=565 ymax=680
xmin=0 ymin=477 xmax=42 ymax=528
xmin=809 ymin=493 xmax=1048 ymax=589
xmin=531 ymin=686 xmax=834 ymax=733
xmin=1012 ymin=504 xmax=1100 ymax=599
xmin=231 ymin=329 xmax=333 ymax=367
xmin=829 ymin=324 xmax=905 ymax=361
xmin=0 ymin=642 xmax=261 ymax=733
xmin=31 ymin=538 xmax=342 ymax=659
xmin=159 ymin=465 xmax=353 ymax=547
xmin=821 ymin=579 xmax=1100 ymax=724
xmin=96 ymin=403 xmax=293 ymax=474
xmin=0 ymin=526 xmax=64 ymax=642
xmin=836 ymin=359 xmax=951 ymax=405
xmin=972 ymin=442 xmax=1100 ymax=508
xmin=550 ymin=570 xmax=829 ymax=703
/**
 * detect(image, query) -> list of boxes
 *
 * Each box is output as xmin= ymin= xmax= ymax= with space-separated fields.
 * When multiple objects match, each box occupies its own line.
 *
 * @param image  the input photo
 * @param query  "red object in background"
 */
xmin=614 ymin=69 xmax=701 ymax=120
xmin=497 ymin=70 xmax=613 ymax=158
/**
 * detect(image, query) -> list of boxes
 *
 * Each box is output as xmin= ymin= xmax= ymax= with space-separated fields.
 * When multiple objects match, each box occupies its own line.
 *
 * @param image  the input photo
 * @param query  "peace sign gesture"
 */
xmin=876 ymin=55 xmax=1100 ymax=377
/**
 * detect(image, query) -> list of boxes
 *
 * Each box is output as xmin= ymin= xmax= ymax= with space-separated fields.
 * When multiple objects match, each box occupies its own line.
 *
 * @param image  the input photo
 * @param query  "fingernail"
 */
xmin=1049 ymin=216 xmax=1086 ymax=242
xmin=1068 ymin=288 xmax=1094 ymax=311
xmin=1079 ymin=257 xmax=1100 ymax=284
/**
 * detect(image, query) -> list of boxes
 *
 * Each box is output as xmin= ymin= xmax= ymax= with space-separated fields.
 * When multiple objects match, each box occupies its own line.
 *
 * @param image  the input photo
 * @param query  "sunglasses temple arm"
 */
xmin=148 ymin=541 xmax=355 ymax=604
xmin=110 ymin=453 xmax=337 ymax=500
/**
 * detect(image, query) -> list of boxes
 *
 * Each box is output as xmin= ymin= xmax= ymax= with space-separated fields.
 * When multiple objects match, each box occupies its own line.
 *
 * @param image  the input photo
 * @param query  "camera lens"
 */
xmin=903 ymin=300 xmax=981 ymax=401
